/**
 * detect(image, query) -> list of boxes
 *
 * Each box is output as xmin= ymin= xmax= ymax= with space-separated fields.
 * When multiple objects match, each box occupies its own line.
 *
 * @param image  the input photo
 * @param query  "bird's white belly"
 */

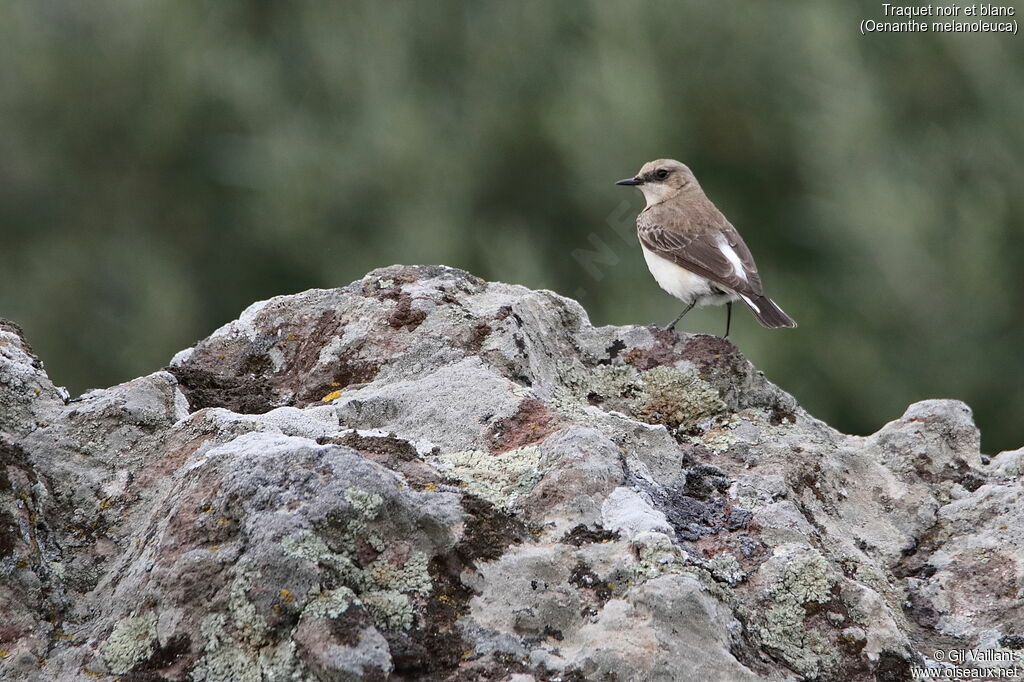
xmin=641 ymin=246 xmax=736 ymax=306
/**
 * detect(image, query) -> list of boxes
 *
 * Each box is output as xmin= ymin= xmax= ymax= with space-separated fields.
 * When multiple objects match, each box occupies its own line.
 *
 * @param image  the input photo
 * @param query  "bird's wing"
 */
xmin=637 ymin=211 xmax=764 ymax=296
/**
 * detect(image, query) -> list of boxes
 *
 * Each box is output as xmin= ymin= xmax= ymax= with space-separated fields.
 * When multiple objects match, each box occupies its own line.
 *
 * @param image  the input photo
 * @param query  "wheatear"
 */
xmin=617 ymin=159 xmax=796 ymax=336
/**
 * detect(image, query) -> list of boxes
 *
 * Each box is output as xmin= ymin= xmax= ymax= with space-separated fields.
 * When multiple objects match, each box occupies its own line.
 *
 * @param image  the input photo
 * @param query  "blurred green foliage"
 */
xmin=1 ymin=2 xmax=1021 ymax=451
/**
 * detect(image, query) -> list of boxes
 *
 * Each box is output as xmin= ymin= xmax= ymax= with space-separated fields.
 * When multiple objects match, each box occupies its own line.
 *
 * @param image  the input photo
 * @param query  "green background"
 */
xmin=2 ymin=3 xmax=1021 ymax=452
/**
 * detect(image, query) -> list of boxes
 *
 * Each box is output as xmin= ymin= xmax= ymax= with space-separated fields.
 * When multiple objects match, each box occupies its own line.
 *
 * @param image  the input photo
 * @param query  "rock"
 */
xmin=600 ymin=487 xmax=675 ymax=539
xmin=0 ymin=318 xmax=65 ymax=436
xmin=0 ymin=264 xmax=1016 ymax=681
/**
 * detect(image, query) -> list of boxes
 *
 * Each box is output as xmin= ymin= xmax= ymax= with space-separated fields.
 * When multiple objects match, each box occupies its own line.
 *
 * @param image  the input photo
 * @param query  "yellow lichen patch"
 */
xmin=98 ymin=498 xmax=112 ymax=510
xmin=321 ymin=390 xmax=343 ymax=403
xmin=0 ymin=650 xmax=9 ymax=658
xmin=280 ymin=589 xmax=294 ymax=603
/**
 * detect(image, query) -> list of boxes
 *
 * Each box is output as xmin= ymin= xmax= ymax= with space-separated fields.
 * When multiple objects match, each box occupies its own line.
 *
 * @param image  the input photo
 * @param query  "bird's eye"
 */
xmin=654 ymin=169 xmax=670 ymax=180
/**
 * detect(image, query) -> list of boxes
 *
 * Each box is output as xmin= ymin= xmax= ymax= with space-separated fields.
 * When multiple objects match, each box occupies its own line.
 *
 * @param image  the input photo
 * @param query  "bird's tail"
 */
xmin=739 ymin=294 xmax=797 ymax=329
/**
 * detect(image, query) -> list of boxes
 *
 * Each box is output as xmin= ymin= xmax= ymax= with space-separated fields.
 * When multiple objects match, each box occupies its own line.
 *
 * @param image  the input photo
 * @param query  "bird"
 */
xmin=616 ymin=159 xmax=796 ymax=336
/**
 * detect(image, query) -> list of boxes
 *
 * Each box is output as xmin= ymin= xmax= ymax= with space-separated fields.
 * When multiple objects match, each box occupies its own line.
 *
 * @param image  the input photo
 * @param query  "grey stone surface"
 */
xmin=0 ymin=319 xmax=65 ymax=436
xmin=0 ymin=265 xmax=1018 ymax=681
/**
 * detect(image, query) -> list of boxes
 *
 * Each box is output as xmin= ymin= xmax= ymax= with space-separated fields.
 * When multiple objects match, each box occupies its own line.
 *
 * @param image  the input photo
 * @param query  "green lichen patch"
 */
xmin=191 ymin=613 xmax=263 ymax=682
xmin=282 ymin=531 xmax=432 ymax=632
xmin=687 ymin=415 xmax=742 ymax=452
xmin=227 ymin=570 xmax=270 ymax=647
xmin=282 ymin=530 xmax=360 ymax=588
xmin=280 ymin=488 xmax=434 ymax=634
xmin=705 ymin=553 xmax=746 ymax=585
xmin=631 ymin=365 xmax=726 ymax=430
xmin=576 ymin=364 xmax=638 ymax=408
xmin=303 ymin=586 xmax=358 ymax=619
xmin=345 ymin=488 xmax=384 ymax=519
xmin=627 ymin=533 xmax=738 ymax=600
xmin=183 ymin=472 xmax=461 ymax=681
xmin=634 ymin=533 xmax=690 ymax=582
xmin=188 ymin=570 xmax=306 ymax=682
xmin=757 ymin=550 xmax=839 ymax=677
xmin=435 ymin=446 xmax=542 ymax=508
xmin=361 ymin=590 xmax=415 ymax=630
xmin=365 ymin=551 xmax=432 ymax=596
xmin=103 ymin=612 xmax=158 ymax=674
xmin=558 ymin=363 xmax=726 ymax=432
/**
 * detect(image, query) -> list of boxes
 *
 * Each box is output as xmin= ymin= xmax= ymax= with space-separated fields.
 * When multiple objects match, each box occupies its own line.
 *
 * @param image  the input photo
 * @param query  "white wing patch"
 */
xmin=739 ymin=294 xmax=760 ymax=313
xmin=716 ymin=235 xmax=748 ymax=282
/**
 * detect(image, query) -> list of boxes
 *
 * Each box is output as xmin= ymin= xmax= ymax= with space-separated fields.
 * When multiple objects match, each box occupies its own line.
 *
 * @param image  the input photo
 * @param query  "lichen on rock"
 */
xmin=0 ymin=267 xmax=1013 ymax=682
xmin=757 ymin=547 xmax=838 ymax=676
xmin=102 ymin=612 xmax=158 ymax=674
xmin=559 ymin=362 xmax=725 ymax=433
xmin=434 ymin=445 xmax=543 ymax=508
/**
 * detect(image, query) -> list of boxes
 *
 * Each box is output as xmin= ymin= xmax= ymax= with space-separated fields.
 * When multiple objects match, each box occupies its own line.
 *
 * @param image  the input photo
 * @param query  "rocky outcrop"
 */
xmin=0 ymin=265 xmax=1019 ymax=681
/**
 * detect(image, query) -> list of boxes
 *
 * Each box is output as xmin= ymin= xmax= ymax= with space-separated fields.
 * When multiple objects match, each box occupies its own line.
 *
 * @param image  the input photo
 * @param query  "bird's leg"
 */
xmin=663 ymin=301 xmax=695 ymax=331
xmin=724 ymin=301 xmax=733 ymax=338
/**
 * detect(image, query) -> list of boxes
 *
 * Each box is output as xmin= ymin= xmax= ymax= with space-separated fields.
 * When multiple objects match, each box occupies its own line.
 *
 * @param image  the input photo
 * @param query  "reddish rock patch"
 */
xmin=621 ymin=330 xmax=686 ymax=370
xmin=464 ymin=321 xmax=493 ymax=352
xmin=388 ymin=294 xmax=427 ymax=331
xmin=679 ymin=334 xmax=743 ymax=374
xmin=486 ymin=398 xmax=558 ymax=453
xmin=132 ymin=431 xmax=216 ymax=493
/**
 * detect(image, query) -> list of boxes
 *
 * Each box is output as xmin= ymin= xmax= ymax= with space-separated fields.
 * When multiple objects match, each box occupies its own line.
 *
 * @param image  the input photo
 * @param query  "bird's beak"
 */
xmin=616 ymin=177 xmax=642 ymax=186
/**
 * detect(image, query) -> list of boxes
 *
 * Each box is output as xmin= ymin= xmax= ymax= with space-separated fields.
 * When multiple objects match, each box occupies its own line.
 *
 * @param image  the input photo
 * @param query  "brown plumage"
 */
xmin=617 ymin=159 xmax=796 ymax=332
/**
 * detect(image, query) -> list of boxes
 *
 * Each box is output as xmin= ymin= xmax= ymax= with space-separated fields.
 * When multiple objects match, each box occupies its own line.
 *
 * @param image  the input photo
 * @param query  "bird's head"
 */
xmin=616 ymin=159 xmax=698 ymax=206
